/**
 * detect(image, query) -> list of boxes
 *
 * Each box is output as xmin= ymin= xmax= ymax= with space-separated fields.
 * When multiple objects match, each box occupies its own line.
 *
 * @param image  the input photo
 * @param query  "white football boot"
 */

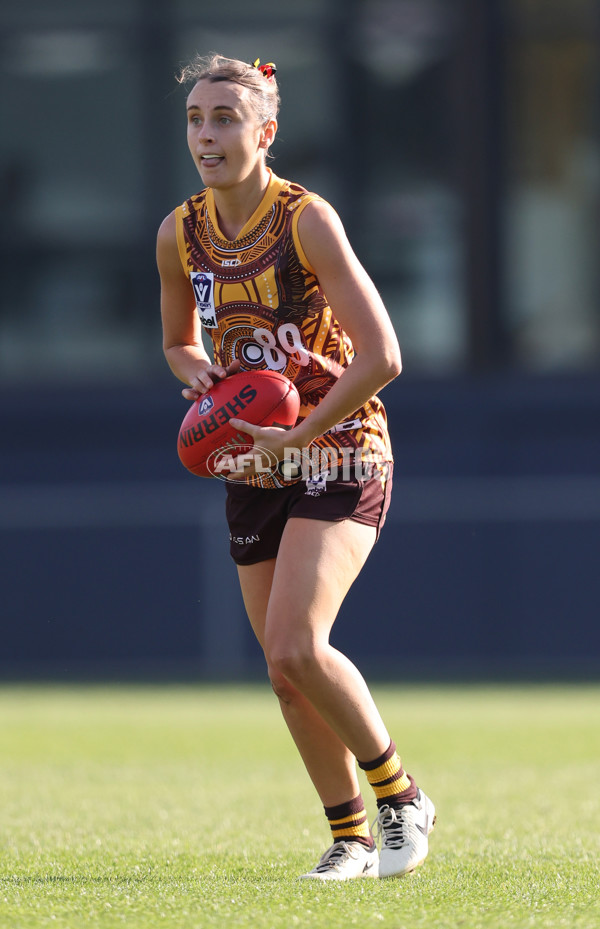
xmin=373 ymin=789 xmax=436 ymax=878
xmin=300 ymin=840 xmax=379 ymax=880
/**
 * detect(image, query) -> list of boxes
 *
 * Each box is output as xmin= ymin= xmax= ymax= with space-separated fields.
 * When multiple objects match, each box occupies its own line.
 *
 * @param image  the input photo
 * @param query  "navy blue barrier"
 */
xmin=1 ymin=374 xmax=599 ymax=679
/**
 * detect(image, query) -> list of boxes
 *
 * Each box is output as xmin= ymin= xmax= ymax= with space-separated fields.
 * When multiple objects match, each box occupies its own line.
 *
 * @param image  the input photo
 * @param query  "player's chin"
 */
xmin=198 ymin=169 xmax=224 ymax=189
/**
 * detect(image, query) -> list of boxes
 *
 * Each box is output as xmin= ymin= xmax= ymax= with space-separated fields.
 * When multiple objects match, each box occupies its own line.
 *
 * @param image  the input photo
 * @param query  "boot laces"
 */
xmin=313 ymin=841 xmax=360 ymax=872
xmin=373 ymin=804 xmax=409 ymax=850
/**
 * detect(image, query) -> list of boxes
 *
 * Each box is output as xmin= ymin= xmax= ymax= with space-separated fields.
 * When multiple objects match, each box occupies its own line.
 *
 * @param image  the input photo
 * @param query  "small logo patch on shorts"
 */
xmin=305 ymin=472 xmax=329 ymax=497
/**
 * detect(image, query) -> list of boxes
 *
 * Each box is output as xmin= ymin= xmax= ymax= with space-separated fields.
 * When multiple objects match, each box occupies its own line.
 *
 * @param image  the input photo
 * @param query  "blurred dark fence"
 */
xmin=1 ymin=374 xmax=599 ymax=681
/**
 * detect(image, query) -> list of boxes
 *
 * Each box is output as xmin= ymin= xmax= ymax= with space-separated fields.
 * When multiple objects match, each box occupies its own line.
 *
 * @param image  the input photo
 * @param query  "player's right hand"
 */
xmin=182 ymin=359 xmax=241 ymax=399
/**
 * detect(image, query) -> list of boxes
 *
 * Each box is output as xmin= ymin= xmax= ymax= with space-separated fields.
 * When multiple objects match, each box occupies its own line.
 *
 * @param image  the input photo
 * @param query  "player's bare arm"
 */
xmin=157 ymin=211 xmax=238 ymax=396
xmin=230 ymin=199 xmax=401 ymax=457
xmin=294 ymin=199 xmax=401 ymax=440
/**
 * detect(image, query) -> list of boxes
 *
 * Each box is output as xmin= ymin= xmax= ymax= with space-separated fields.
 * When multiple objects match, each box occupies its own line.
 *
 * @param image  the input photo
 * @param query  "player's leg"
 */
xmin=228 ymin=481 xmax=364 ymax=810
xmin=237 ymin=556 xmax=378 ymax=880
xmin=237 ymin=558 xmax=362 ymax=807
xmin=263 ymin=515 xmax=390 ymax=763
xmin=229 ymin=479 xmax=434 ymax=878
xmin=263 ymin=514 xmax=435 ymax=878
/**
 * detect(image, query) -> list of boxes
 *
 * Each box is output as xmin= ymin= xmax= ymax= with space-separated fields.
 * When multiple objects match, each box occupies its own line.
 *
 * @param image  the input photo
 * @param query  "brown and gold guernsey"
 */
xmin=175 ymin=170 xmax=393 ymax=488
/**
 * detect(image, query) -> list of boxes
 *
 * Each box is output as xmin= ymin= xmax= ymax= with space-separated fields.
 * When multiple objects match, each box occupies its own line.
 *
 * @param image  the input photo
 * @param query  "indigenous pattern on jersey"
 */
xmin=175 ymin=171 xmax=392 ymax=488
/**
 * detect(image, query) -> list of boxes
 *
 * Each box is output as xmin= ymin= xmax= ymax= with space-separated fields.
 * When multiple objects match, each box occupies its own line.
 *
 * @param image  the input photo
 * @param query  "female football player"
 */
xmin=157 ymin=53 xmax=435 ymax=880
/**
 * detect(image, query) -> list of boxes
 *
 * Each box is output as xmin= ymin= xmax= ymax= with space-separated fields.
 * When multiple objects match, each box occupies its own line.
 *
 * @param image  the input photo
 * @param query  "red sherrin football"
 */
xmin=177 ymin=370 xmax=301 ymax=478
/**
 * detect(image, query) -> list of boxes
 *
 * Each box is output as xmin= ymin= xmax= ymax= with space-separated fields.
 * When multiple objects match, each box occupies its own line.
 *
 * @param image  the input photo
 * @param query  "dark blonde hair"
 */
xmin=178 ymin=53 xmax=280 ymax=125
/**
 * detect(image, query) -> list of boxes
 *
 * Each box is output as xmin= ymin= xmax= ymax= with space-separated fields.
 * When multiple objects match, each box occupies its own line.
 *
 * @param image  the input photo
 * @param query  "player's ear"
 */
xmin=259 ymin=118 xmax=277 ymax=151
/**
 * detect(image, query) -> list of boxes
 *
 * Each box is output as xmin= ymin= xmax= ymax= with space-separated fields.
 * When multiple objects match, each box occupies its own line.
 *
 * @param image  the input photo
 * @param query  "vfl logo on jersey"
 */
xmin=198 ymin=395 xmax=214 ymax=415
xmin=190 ymin=271 xmax=217 ymax=328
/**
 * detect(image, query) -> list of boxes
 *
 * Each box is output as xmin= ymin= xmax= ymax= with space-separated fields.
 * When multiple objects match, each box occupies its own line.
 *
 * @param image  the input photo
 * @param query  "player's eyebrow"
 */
xmin=186 ymin=104 xmax=237 ymax=112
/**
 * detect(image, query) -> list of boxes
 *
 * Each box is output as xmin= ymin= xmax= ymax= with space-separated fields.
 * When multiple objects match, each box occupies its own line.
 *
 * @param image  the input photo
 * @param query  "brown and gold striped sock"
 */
xmin=358 ymin=740 xmax=418 ymax=808
xmin=324 ymin=794 xmax=374 ymax=848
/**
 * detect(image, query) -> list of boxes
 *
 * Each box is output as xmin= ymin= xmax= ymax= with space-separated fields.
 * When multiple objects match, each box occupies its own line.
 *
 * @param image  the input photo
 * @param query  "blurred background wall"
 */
xmin=1 ymin=0 xmax=599 ymax=679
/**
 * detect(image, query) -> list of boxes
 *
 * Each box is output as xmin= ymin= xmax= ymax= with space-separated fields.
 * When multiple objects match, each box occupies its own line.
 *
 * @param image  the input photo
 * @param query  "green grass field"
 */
xmin=0 ymin=683 xmax=598 ymax=929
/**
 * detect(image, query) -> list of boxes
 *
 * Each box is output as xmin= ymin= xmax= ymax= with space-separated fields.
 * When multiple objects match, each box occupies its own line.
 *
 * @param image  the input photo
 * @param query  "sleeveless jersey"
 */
xmin=175 ymin=170 xmax=393 ymax=489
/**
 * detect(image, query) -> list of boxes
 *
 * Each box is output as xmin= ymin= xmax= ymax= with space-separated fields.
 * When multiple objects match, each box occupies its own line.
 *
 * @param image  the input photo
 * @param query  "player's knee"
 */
xmin=268 ymin=669 xmax=297 ymax=704
xmin=267 ymin=641 xmax=320 ymax=689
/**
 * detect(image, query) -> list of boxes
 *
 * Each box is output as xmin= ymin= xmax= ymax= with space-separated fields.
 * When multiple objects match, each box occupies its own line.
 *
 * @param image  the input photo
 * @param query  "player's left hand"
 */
xmin=227 ymin=419 xmax=299 ymax=479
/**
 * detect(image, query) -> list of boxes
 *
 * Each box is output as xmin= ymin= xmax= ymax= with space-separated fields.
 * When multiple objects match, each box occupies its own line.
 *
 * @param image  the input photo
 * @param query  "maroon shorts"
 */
xmin=225 ymin=465 xmax=393 ymax=565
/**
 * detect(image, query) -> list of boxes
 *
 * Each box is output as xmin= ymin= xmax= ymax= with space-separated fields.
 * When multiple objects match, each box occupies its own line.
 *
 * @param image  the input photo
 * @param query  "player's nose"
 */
xmin=198 ymin=124 xmax=215 ymax=144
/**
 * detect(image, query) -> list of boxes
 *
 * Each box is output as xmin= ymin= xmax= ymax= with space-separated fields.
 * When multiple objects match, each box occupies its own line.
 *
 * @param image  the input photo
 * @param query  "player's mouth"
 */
xmin=200 ymin=154 xmax=224 ymax=167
